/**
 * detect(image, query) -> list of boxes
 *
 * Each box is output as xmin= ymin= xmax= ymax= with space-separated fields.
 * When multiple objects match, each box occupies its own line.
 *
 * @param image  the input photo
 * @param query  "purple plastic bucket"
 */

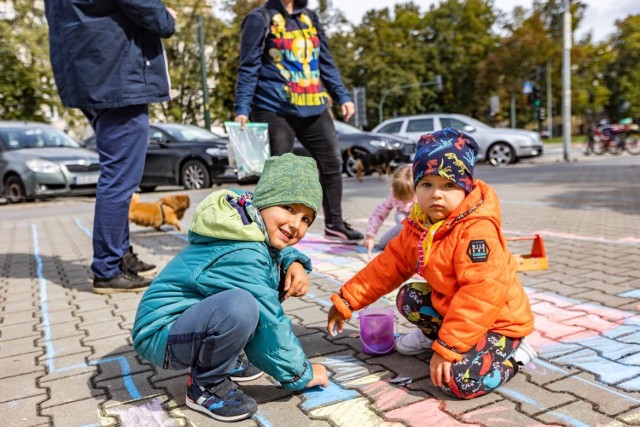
xmin=358 ymin=307 xmax=395 ymax=355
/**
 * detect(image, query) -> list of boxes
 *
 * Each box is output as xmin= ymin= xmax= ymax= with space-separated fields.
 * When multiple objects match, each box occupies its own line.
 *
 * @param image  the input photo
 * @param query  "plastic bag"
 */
xmin=224 ymin=122 xmax=270 ymax=180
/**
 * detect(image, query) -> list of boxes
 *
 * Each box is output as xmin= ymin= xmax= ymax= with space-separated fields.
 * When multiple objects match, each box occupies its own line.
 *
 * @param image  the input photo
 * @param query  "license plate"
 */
xmin=73 ymin=174 xmax=99 ymax=185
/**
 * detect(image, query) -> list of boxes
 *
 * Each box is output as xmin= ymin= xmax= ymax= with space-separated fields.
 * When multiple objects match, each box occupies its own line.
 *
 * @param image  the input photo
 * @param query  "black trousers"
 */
xmin=250 ymin=108 xmax=343 ymax=226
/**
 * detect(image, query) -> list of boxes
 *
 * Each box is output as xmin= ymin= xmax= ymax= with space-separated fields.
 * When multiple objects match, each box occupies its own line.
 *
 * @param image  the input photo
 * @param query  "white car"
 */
xmin=371 ymin=113 xmax=543 ymax=166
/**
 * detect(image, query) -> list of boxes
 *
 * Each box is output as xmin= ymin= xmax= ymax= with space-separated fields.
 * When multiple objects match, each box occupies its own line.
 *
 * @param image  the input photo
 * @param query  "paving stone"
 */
xmin=41 ymin=396 xmax=109 ymax=426
xmin=546 ymin=372 xmax=640 ymax=415
xmin=537 ymin=400 xmax=616 ymax=426
xmin=0 ymin=351 xmax=43 ymax=378
xmin=35 ymin=334 xmax=88 ymax=359
xmin=80 ymin=321 xmax=129 ymax=343
xmin=102 ymin=395 xmax=189 ymax=427
xmin=0 ymin=372 xmax=48 ymax=403
xmin=0 ymin=394 xmax=50 ymax=427
xmin=0 ymin=318 xmax=39 ymax=341
xmin=40 ymin=371 xmax=106 ymax=408
xmin=0 ymin=336 xmax=41 ymax=358
xmin=495 ymin=373 xmax=576 ymax=416
xmin=39 ymin=351 xmax=95 ymax=382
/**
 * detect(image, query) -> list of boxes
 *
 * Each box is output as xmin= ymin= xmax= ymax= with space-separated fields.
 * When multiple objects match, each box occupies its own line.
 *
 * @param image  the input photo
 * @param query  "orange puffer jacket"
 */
xmin=331 ymin=180 xmax=534 ymax=362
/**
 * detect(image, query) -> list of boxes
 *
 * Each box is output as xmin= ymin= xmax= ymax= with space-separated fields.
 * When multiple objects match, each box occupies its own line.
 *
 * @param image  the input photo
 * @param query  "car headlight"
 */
xmin=369 ymin=140 xmax=402 ymax=149
xmin=26 ymin=159 xmax=61 ymax=173
xmin=206 ymin=147 xmax=228 ymax=156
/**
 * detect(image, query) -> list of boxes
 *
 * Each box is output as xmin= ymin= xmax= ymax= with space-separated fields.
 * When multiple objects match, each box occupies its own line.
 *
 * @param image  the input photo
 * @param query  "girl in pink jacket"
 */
xmin=363 ymin=165 xmax=416 ymax=256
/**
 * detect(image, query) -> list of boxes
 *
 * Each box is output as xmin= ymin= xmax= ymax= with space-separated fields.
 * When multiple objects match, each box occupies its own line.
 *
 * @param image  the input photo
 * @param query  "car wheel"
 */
xmin=139 ymin=185 xmax=157 ymax=193
xmin=181 ymin=160 xmax=211 ymax=189
xmin=487 ymin=142 xmax=514 ymax=167
xmin=4 ymin=175 xmax=26 ymax=203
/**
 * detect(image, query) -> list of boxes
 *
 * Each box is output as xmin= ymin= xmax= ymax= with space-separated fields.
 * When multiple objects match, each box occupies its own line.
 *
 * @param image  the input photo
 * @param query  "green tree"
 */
xmin=0 ymin=1 xmax=57 ymax=121
xmin=348 ymin=3 xmax=436 ymax=125
xmin=605 ymin=15 xmax=640 ymax=121
xmin=424 ymin=0 xmax=498 ymax=118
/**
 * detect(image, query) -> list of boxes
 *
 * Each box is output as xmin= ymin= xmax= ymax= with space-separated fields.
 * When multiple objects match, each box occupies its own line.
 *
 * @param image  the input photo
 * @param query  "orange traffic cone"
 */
xmin=507 ymin=234 xmax=549 ymax=271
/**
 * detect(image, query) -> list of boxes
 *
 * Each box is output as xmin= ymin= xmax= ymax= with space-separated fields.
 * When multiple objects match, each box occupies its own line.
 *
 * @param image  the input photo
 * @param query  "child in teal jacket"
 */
xmin=132 ymin=153 xmax=328 ymax=422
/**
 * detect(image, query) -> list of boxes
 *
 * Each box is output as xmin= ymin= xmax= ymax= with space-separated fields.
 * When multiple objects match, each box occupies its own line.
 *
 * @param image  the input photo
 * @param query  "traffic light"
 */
xmin=532 ymin=86 xmax=542 ymax=108
xmin=537 ymin=107 xmax=545 ymax=121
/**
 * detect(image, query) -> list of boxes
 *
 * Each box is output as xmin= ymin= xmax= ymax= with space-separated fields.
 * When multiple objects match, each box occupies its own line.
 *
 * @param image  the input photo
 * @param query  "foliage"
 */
xmin=0 ymin=0 xmax=638 ymax=134
xmin=604 ymin=15 xmax=640 ymax=121
xmin=0 ymin=1 xmax=56 ymax=121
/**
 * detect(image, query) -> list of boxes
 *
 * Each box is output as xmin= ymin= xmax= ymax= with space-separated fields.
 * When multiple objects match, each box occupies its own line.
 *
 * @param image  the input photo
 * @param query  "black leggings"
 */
xmin=397 ymin=282 xmax=521 ymax=399
xmin=250 ymin=108 xmax=344 ymax=226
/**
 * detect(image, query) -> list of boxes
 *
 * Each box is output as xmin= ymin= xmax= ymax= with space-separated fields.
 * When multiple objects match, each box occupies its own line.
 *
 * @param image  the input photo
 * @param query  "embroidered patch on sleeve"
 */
xmin=467 ymin=240 xmax=490 ymax=263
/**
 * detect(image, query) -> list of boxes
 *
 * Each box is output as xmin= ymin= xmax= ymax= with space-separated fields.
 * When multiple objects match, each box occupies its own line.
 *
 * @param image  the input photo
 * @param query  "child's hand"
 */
xmin=283 ymin=262 xmax=309 ymax=299
xmin=327 ymin=305 xmax=346 ymax=337
xmin=363 ymin=236 xmax=375 ymax=259
xmin=429 ymin=352 xmax=452 ymax=388
xmin=305 ymin=363 xmax=329 ymax=388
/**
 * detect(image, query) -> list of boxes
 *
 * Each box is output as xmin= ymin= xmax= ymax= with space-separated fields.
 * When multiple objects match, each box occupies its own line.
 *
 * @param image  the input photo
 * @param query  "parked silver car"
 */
xmin=0 ymin=121 xmax=100 ymax=203
xmin=371 ymin=113 xmax=543 ymax=166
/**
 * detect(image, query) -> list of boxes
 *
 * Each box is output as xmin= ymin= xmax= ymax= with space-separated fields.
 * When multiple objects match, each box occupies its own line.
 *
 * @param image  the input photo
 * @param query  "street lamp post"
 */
xmin=378 ymin=75 xmax=442 ymax=123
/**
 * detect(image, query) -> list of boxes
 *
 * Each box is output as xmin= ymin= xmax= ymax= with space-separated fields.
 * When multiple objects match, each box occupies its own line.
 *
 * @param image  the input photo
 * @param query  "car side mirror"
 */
xmin=463 ymin=125 xmax=476 ymax=133
xmin=149 ymin=136 xmax=168 ymax=146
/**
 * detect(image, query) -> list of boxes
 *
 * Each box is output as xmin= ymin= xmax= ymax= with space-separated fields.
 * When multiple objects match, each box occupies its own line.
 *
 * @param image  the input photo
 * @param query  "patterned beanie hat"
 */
xmin=253 ymin=153 xmax=322 ymax=214
xmin=412 ymin=127 xmax=479 ymax=193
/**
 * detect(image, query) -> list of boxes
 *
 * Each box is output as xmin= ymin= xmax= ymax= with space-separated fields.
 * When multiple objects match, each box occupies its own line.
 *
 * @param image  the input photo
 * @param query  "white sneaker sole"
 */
xmin=185 ymin=397 xmax=257 ymax=422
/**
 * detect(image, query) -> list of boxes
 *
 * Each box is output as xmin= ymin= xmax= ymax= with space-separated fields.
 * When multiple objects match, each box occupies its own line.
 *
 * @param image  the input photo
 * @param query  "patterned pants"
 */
xmin=396 ymin=282 xmax=521 ymax=399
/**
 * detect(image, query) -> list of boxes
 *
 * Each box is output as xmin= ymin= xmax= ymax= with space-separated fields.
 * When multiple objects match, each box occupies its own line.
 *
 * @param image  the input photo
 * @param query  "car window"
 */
xmin=157 ymin=124 xmax=222 ymax=141
xmin=0 ymin=127 xmax=79 ymax=150
xmin=333 ymin=120 xmax=361 ymax=134
xmin=406 ymin=118 xmax=434 ymax=133
xmin=149 ymin=128 xmax=165 ymax=143
xmin=439 ymin=118 xmax=469 ymax=131
xmin=377 ymin=122 xmax=403 ymax=134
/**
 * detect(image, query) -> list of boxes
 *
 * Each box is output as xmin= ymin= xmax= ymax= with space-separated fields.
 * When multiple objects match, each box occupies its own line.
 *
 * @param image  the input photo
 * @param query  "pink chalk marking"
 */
xmin=108 ymin=397 xmax=180 ymax=427
xmin=386 ymin=399 xmax=482 ymax=426
xmin=504 ymin=229 xmax=640 ymax=246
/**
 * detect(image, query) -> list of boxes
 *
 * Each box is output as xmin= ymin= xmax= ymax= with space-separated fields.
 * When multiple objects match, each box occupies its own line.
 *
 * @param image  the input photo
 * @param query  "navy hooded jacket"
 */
xmin=234 ymin=0 xmax=352 ymax=118
xmin=44 ymin=0 xmax=175 ymax=109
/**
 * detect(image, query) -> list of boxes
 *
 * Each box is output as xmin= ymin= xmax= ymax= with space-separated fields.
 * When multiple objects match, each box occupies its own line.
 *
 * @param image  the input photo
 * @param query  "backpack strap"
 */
xmin=240 ymin=6 xmax=271 ymax=53
xmin=258 ymin=6 xmax=271 ymax=53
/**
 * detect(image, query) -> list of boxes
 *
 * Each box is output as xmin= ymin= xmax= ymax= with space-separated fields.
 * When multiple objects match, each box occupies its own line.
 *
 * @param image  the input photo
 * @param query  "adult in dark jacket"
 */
xmin=234 ymin=0 xmax=364 ymax=243
xmin=44 ymin=0 xmax=177 ymax=293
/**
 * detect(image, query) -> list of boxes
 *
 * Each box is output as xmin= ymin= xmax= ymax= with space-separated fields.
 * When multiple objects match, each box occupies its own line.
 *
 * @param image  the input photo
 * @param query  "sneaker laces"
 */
xmin=342 ymin=221 xmax=355 ymax=230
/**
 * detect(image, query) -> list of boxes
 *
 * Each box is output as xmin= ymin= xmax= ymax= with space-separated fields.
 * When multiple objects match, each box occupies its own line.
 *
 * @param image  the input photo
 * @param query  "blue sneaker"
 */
xmin=185 ymin=374 xmax=257 ymax=422
xmin=229 ymin=354 xmax=263 ymax=382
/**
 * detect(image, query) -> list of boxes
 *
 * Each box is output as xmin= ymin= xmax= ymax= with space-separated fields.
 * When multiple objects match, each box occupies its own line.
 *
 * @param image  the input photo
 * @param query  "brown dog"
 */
xmin=129 ymin=193 xmax=190 ymax=231
xmin=158 ymin=194 xmax=190 ymax=221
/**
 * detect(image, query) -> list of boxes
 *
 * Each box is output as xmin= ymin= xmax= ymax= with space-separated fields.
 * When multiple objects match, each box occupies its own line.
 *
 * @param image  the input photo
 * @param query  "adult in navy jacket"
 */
xmin=234 ymin=0 xmax=364 ymax=243
xmin=44 ymin=0 xmax=177 ymax=293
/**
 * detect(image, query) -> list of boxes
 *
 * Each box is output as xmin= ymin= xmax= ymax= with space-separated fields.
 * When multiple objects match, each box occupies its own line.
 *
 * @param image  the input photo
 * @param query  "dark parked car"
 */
xmin=83 ymin=123 xmax=242 ymax=191
xmin=0 ymin=121 xmax=100 ymax=203
xmin=294 ymin=120 xmax=415 ymax=177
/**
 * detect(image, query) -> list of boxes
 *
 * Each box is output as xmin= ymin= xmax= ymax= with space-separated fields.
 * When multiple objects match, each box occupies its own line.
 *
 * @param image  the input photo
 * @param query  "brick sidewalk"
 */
xmin=1 ymin=154 xmax=640 ymax=426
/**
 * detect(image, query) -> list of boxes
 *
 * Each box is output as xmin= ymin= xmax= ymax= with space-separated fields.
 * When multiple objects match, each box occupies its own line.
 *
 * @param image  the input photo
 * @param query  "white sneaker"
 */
xmin=513 ymin=339 xmax=538 ymax=366
xmin=395 ymin=329 xmax=433 ymax=355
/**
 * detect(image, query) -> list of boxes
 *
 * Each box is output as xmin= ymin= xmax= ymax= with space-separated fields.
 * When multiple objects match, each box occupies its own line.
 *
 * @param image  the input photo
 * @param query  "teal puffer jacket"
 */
xmin=132 ymin=189 xmax=313 ymax=390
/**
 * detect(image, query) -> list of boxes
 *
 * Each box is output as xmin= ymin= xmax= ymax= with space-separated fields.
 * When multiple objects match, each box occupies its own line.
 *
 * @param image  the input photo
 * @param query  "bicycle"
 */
xmin=582 ymin=122 xmax=640 ymax=156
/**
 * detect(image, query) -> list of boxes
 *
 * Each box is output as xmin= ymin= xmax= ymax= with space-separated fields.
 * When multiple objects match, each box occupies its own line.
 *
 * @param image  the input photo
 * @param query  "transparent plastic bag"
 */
xmin=224 ymin=122 xmax=270 ymax=180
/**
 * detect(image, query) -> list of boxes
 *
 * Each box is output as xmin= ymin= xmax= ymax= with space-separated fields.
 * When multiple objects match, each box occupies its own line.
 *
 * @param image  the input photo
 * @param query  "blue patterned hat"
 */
xmin=412 ymin=127 xmax=479 ymax=193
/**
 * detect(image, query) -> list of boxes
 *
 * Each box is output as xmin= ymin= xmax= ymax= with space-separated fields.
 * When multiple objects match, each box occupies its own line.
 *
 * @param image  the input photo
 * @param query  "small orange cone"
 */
xmin=507 ymin=234 xmax=549 ymax=271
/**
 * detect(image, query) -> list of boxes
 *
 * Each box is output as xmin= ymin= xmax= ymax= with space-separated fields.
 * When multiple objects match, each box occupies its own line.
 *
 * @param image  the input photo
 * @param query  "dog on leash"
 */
xmin=129 ymin=193 xmax=190 ymax=231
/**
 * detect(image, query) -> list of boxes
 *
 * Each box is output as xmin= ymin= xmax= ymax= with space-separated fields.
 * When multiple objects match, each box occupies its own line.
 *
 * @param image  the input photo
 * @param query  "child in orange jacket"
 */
xmin=327 ymin=127 xmax=536 ymax=399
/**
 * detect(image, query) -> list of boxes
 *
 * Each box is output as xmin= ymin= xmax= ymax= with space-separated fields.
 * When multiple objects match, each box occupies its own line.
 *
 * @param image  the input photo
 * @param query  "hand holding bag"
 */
xmin=224 ymin=122 xmax=270 ymax=180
